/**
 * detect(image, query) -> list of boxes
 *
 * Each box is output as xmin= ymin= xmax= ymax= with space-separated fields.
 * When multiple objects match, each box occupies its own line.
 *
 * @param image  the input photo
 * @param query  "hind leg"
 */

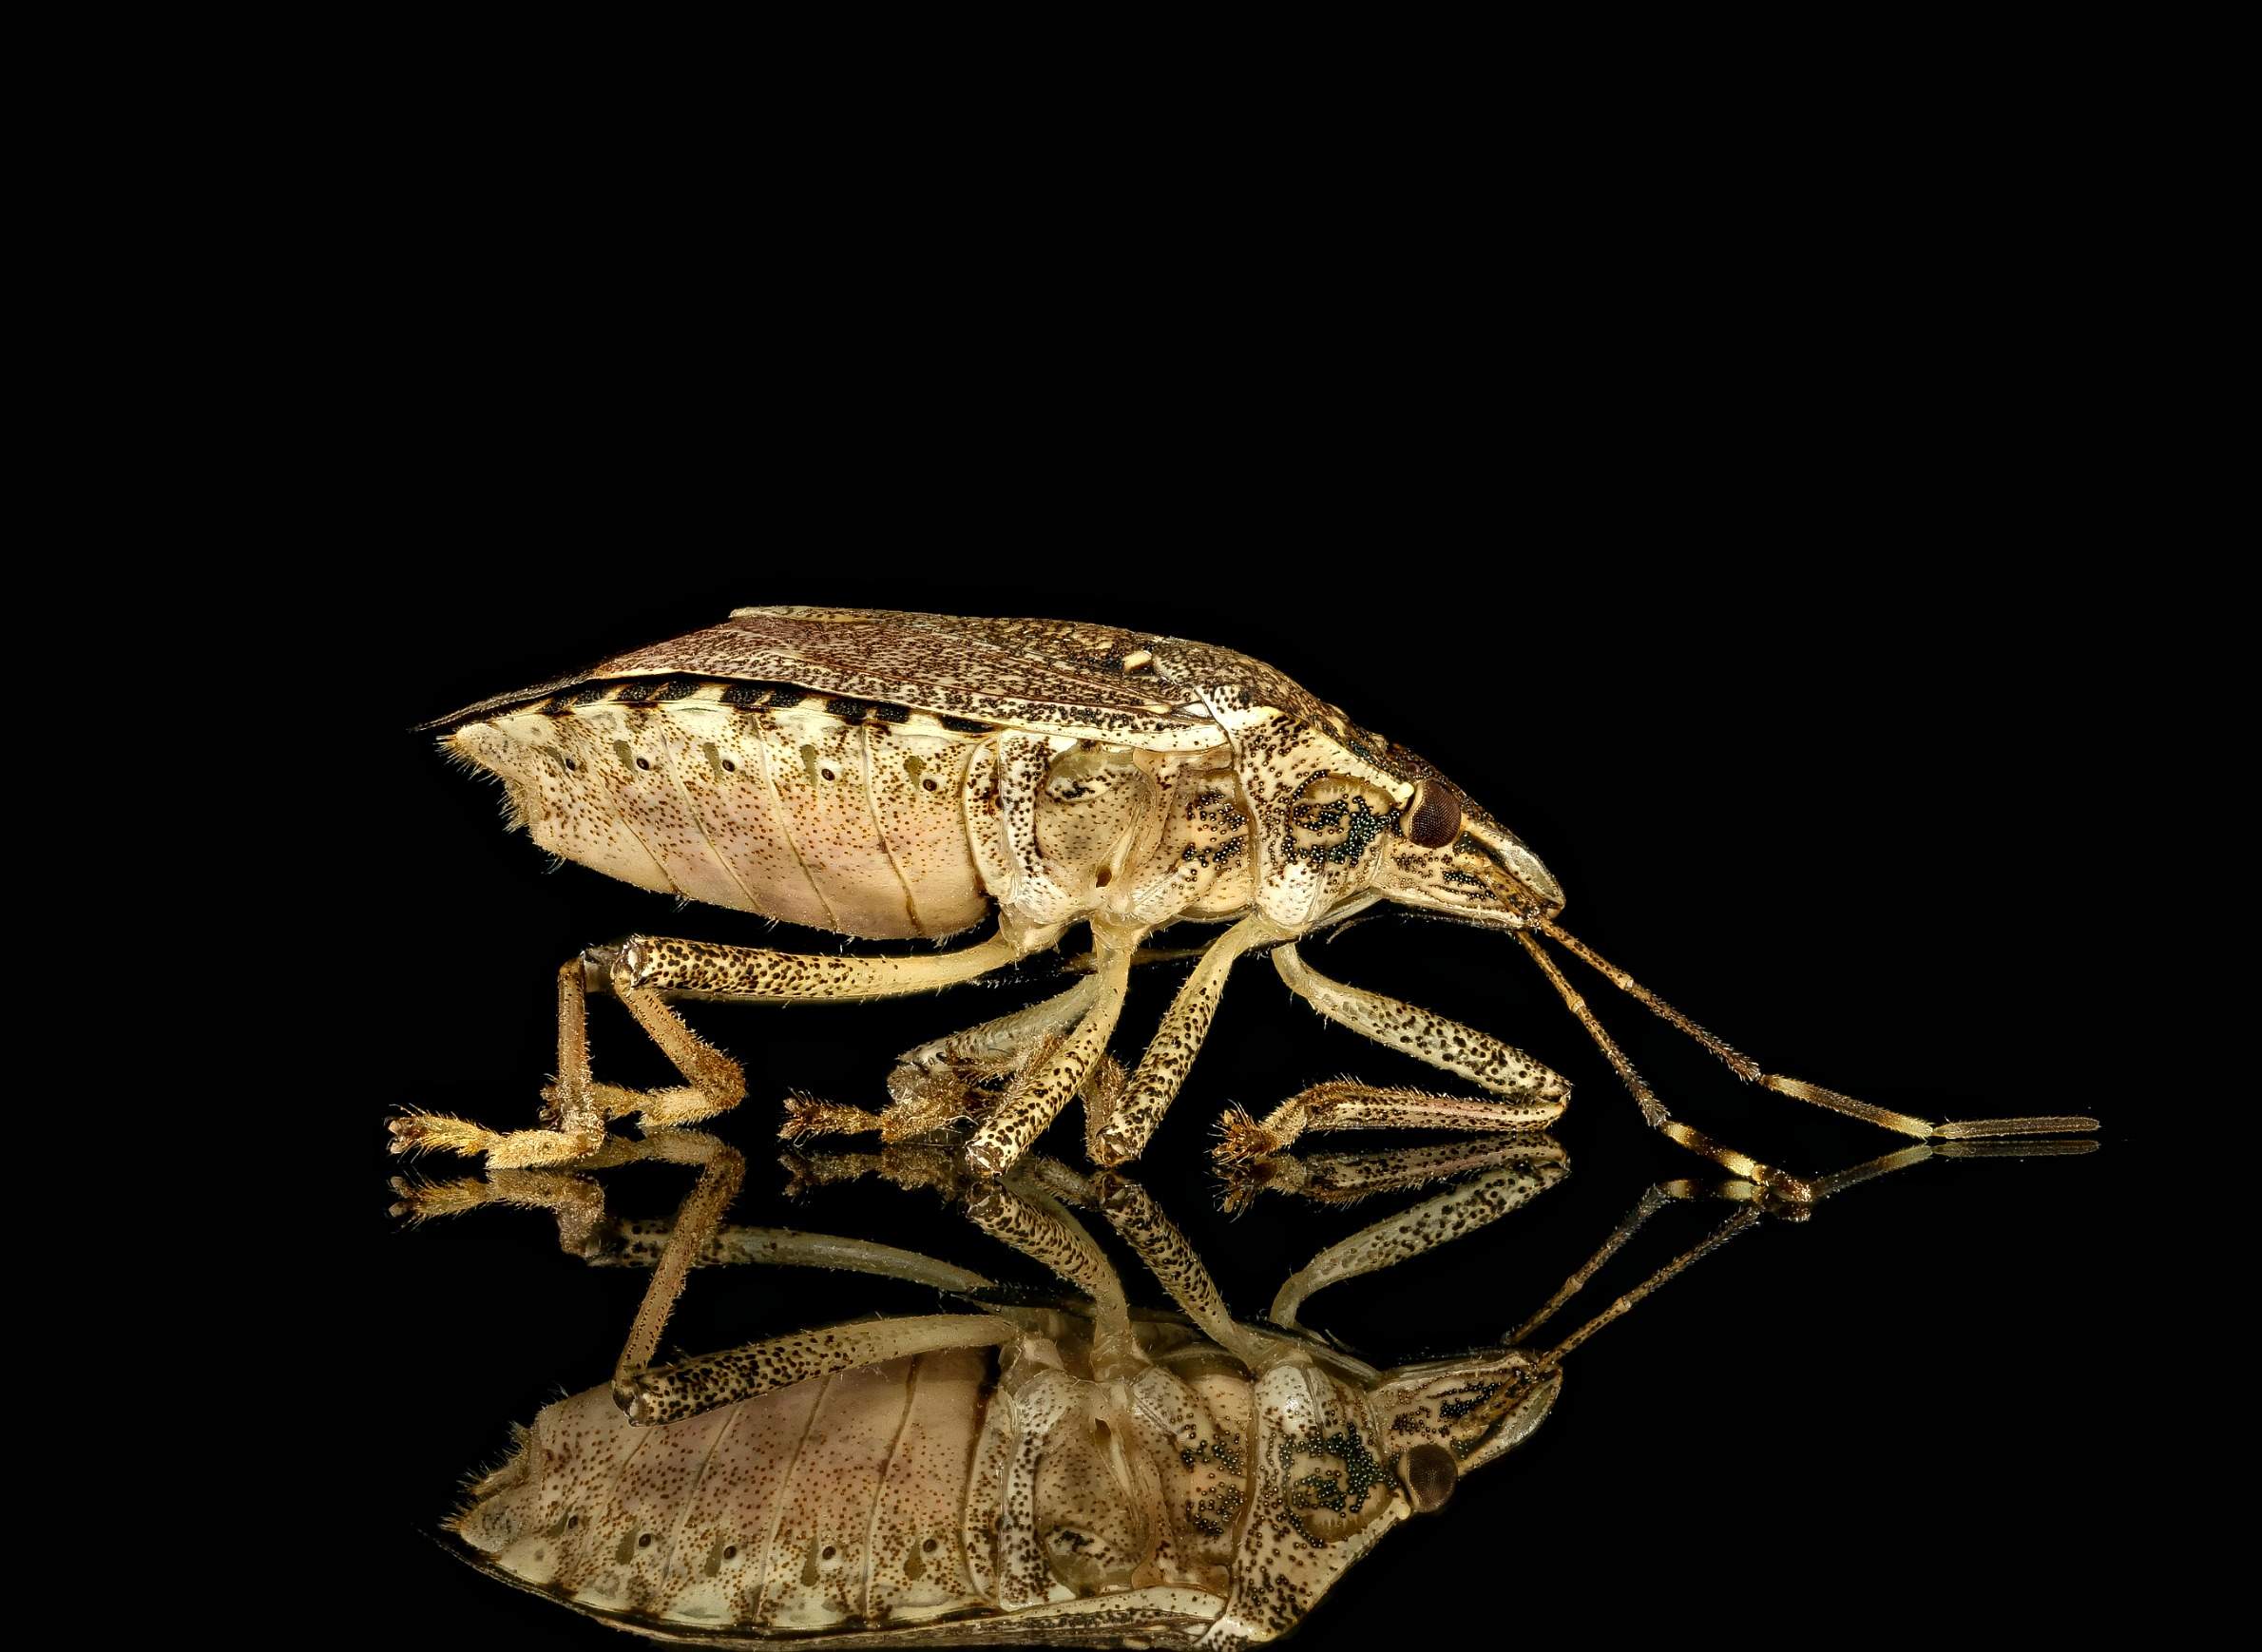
xmin=391 ymin=925 xmax=1039 ymax=1167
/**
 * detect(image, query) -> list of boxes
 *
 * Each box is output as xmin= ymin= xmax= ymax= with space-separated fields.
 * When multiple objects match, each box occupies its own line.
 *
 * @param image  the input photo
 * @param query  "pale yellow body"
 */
xmin=417 ymin=607 xmax=1578 ymax=1176
xmin=454 ymin=687 xmax=1258 ymax=947
xmin=453 ymin=1309 xmax=1519 ymax=1648
xmin=422 ymin=605 xmax=2080 ymax=1201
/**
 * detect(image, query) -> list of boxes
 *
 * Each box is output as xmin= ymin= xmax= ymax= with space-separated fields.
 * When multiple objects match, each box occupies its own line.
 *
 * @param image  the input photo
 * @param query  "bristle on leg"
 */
xmin=1212 ymin=1104 xmax=1283 ymax=1165
xmin=777 ymin=1094 xmax=883 ymax=1142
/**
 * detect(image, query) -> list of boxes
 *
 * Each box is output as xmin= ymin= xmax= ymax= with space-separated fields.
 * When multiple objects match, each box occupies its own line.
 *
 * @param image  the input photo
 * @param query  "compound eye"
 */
xmin=1400 ymin=1443 xmax=1459 ymax=1513
xmin=1403 ymin=779 xmax=1463 ymax=849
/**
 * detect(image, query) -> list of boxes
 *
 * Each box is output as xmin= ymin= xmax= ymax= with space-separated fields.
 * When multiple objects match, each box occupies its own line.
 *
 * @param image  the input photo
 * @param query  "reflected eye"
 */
xmin=1403 ymin=779 xmax=1463 ymax=849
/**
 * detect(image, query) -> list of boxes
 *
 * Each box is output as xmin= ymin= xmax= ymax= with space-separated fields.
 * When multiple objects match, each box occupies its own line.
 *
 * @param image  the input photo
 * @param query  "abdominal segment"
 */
xmin=450 ymin=681 xmax=1248 ymax=942
xmin=451 ymin=1329 xmax=1269 ymax=1640
xmin=455 ymin=1349 xmax=998 ymax=1632
xmin=450 ymin=682 xmax=993 ymax=939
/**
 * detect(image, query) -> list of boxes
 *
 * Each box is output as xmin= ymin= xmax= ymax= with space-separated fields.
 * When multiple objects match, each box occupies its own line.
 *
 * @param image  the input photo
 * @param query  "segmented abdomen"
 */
xmin=451 ymin=678 xmax=1253 ymax=943
xmin=455 ymin=682 xmax=998 ymax=939
xmin=458 ymin=1348 xmax=998 ymax=1633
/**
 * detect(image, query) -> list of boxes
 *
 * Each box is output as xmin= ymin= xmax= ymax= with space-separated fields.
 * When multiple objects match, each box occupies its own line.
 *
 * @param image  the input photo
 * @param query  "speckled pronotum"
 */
xmin=399 ymin=605 xmax=2092 ymax=1192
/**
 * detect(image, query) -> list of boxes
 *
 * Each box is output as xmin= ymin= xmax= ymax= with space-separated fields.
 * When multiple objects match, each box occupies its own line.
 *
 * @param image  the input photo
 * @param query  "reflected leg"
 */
xmin=1264 ymin=1143 xmax=1569 ymax=1330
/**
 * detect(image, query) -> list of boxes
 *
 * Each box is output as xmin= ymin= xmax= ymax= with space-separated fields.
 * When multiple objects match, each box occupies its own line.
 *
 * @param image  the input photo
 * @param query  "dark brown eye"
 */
xmin=1401 ymin=1442 xmax=1459 ymax=1512
xmin=1404 ymin=779 xmax=1463 ymax=849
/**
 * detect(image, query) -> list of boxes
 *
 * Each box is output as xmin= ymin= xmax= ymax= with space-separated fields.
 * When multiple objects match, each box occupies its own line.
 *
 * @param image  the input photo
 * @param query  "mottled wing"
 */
xmin=429 ymin=605 xmax=1221 ymax=751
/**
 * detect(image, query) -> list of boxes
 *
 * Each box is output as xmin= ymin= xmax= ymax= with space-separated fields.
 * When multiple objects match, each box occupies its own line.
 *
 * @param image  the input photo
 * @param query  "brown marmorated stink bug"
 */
xmin=396 ymin=605 xmax=2090 ymax=1192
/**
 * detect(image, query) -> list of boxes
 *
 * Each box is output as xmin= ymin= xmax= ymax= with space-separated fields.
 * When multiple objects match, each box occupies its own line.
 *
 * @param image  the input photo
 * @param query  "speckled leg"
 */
xmin=1088 ymin=1172 xmax=1275 ymax=1370
xmin=620 ymin=1314 xmax=1022 ymax=1426
xmin=390 ymin=949 xmax=742 ymax=1164
xmin=1088 ymin=912 xmax=1287 ymax=1167
xmin=608 ymin=925 xmax=1038 ymax=1004
xmin=901 ymin=974 xmax=1107 ymax=1072
xmin=1529 ymin=918 xmax=2100 ymax=1154
xmin=390 ymin=925 xmax=1035 ymax=1167
xmin=964 ymin=927 xmax=1143 ymax=1177
xmin=963 ymin=1175 xmax=1139 ymax=1378
xmin=405 ymin=1125 xmax=750 ymax=1419
xmin=1265 ymin=1143 xmax=1568 ymax=1329
xmin=1215 ymin=1132 xmax=1567 ymax=1215
xmin=873 ymin=974 xmax=1110 ymax=1142
xmin=1270 ymin=941 xmax=1572 ymax=1109
xmin=1213 ymin=1078 xmax=1565 ymax=1165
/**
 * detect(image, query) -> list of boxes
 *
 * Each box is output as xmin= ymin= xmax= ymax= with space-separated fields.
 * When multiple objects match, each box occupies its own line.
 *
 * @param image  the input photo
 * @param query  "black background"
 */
xmin=355 ymin=529 xmax=2133 ymax=1647
xmin=127 ymin=46 xmax=2214 ymax=1642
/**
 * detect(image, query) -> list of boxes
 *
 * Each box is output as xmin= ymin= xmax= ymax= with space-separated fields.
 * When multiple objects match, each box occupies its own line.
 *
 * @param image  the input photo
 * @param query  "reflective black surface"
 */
xmin=362 ymin=573 xmax=2118 ymax=1648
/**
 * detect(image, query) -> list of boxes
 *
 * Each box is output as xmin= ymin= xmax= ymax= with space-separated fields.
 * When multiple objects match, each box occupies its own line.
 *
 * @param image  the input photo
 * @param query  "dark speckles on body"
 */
xmin=1437 ymin=1383 xmax=1500 ymax=1423
xmin=1288 ymin=794 xmax=1390 ymax=868
xmin=1455 ymin=831 xmax=1507 ymax=869
xmin=543 ymin=682 xmax=608 ymax=715
xmin=1180 ymin=837 xmax=1247 ymax=868
xmin=825 ymin=695 xmax=913 ymax=724
xmin=719 ymin=680 xmax=811 ymax=709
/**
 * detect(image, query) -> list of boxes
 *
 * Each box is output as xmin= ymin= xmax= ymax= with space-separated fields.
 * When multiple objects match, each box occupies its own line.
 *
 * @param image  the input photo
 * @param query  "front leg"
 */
xmin=1272 ymin=943 xmax=1572 ymax=1105
xmin=1215 ymin=1080 xmax=1567 ymax=1165
xmin=1214 ymin=943 xmax=1571 ymax=1163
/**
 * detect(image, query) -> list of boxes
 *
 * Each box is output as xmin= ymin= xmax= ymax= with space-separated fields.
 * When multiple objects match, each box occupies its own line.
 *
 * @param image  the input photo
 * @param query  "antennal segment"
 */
xmin=1515 ymin=922 xmax=2097 ymax=1200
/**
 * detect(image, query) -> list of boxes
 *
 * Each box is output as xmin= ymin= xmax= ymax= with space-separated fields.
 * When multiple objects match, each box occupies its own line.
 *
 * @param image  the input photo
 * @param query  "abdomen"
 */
xmin=453 ymin=1348 xmax=999 ymax=1634
xmin=446 ymin=680 xmax=1249 ymax=942
xmin=449 ymin=682 xmax=995 ymax=939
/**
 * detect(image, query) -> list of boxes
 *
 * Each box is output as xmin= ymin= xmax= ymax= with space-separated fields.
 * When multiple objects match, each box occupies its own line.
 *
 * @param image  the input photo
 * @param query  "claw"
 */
xmin=1211 ymin=1104 xmax=1281 ymax=1166
xmin=1217 ymin=1176 xmax=1260 ymax=1218
xmin=387 ymin=1173 xmax=490 ymax=1222
xmin=779 ymin=1094 xmax=882 ymax=1143
xmin=878 ymin=1066 xmax=976 ymax=1142
xmin=388 ymin=1111 xmax=498 ymax=1159
xmin=1213 ymin=1151 xmax=1305 ymax=1216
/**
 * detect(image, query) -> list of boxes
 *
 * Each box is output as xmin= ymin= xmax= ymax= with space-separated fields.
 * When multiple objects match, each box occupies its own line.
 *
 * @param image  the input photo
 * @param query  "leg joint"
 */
xmin=579 ymin=942 xmax=627 ymax=993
